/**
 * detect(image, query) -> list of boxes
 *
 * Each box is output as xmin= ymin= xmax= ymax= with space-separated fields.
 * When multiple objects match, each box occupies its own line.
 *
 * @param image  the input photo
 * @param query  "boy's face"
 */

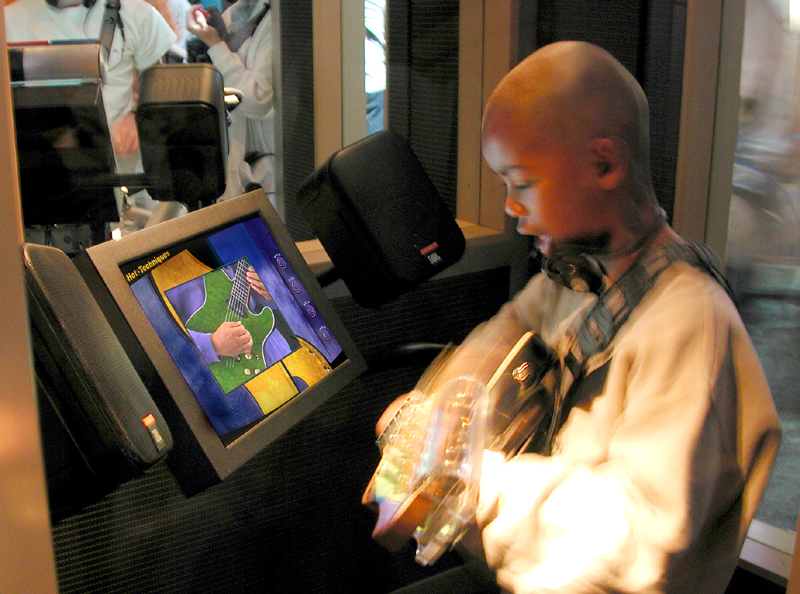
xmin=482 ymin=110 xmax=612 ymax=256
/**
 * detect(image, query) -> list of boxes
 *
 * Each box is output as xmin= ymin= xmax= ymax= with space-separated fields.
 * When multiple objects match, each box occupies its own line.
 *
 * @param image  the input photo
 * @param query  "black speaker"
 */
xmin=297 ymin=130 xmax=466 ymax=308
xmin=136 ymin=63 xmax=228 ymax=210
xmin=9 ymin=46 xmax=119 ymax=226
xmin=23 ymin=243 xmax=172 ymax=522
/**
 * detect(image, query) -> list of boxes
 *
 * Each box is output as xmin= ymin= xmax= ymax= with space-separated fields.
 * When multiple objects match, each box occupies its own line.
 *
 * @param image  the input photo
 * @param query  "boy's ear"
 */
xmin=590 ymin=137 xmax=628 ymax=190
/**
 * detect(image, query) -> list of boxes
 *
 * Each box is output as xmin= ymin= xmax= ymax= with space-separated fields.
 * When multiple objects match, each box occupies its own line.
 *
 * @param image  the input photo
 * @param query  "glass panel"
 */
xmin=3 ymin=0 xmax=278 ymax=244
xmin=365 ymin=0 xmax=386 ymax=136
xmin=726 ymin=0 xmax=800 ymax=533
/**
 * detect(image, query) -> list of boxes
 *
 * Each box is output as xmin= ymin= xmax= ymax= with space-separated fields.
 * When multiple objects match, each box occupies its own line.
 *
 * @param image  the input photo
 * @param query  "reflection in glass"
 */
xmin=365 ymin=0 xmax=386 ymax=135
xmin=10 ymin=54 xmax=119 ymax=236
xmin=726 ymin=0 xmax=800 ymax=534
xmin=3 ymin=0 xmax=276 ymax=240
xmin=185 ymin=0 xmax=275 ymax=203
xmin=4 ymin=0 xmax=178 ymax=236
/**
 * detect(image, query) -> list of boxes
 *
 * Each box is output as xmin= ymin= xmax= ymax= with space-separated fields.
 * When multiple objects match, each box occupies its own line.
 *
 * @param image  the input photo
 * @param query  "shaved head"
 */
xmin=484 ymin=41 xmax=653 ymax=198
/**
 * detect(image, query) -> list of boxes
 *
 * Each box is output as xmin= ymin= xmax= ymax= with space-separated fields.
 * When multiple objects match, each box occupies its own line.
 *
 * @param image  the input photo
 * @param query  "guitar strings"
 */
xmin=225 ymin=259 xmax=252 ymax=369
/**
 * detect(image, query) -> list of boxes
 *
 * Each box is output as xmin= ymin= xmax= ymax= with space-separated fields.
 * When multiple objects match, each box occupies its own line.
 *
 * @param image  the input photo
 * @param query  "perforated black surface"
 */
xmin=280 ymin=0 xmax=317 ymax=242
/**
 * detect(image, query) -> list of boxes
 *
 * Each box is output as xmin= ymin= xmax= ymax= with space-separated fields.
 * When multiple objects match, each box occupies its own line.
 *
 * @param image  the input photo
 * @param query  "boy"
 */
xmin=375 ymin=41 xmax=781 ymax=594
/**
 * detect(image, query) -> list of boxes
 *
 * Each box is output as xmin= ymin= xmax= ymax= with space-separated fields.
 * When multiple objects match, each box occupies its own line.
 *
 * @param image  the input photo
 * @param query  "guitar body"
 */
xmin=363 ymin=332 xmax=557 ymax=561
xmin=184 ymin=259 xmax=275 ymax=394
xmin=484 ymin=331 xmax=556 ymax=455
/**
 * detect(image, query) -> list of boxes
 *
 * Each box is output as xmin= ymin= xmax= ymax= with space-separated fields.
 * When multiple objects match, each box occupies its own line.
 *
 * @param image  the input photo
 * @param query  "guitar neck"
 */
xmin=229 ymin=259 xmax=251 ymax=317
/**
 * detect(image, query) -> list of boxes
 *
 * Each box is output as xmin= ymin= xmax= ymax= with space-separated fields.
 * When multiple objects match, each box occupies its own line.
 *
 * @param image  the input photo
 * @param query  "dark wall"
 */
xmin=279 ymin=0 xmax=317 ymax=242
xmin=520 ymin=0 xmax=687 ymax=221
xmin=388 ymin=0 xmax=461 ymax=216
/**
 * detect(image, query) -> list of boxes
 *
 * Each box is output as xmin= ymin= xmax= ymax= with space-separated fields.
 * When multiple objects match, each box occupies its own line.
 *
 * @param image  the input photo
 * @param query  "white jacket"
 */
xmin=453 ymin=260 xmax=780 ymax=594
xmin=206 ymin=0 xmax=274 ymax=201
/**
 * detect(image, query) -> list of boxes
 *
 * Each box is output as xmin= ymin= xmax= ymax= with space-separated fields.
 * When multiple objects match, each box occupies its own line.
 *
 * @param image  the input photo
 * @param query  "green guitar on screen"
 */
xmin=184 ymin=257 xmax=275 ymax=393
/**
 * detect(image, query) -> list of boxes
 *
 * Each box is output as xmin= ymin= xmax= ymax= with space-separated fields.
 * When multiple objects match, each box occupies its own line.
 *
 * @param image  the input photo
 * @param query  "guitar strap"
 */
xmin=538 ymin=240 xmax=732 ymax=454
xmin=100 ymin=0 xmax=121 ymax=66
xmin=225 ymin=3 xmax=270 ymax=53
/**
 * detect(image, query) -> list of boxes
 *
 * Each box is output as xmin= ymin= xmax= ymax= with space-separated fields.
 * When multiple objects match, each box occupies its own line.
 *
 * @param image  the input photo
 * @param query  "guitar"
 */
xmin=362 ymin=332 xmax=557 ymax=563
xmin=181 ymin=257 xmax=275 ymax=394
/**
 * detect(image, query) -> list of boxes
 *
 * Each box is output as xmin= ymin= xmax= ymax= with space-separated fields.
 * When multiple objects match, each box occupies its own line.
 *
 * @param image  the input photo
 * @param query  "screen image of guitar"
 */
xmin=175 ymin=257 xmax=275 ymax=394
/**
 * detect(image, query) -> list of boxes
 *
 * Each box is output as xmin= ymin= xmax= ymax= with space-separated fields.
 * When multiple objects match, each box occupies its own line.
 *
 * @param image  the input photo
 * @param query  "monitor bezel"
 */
xmin=76 ymin=190 xmax=366 ymax=495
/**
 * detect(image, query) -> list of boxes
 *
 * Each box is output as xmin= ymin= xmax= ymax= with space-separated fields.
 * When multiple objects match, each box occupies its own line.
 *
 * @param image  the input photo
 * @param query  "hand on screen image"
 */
xmin=246 ymin=266 xmax=271 ymax=302
xmin=210 ymin=321 xmax=253 ymax=358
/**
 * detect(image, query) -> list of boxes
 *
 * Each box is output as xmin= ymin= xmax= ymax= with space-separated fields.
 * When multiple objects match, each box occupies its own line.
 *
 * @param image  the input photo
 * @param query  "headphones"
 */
xmin=534 ymin=232 xmax=610 ymax=294
xmin=539 ymin=212 xmax=668 ymax=295
xmin=541 ymin=245 xmax=607 ymax=294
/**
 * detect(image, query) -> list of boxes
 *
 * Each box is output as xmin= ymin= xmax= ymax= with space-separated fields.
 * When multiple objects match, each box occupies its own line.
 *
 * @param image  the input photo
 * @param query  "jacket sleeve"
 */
xmin=430 ymin=274 xmax=584 ymax=391
xmin=188 ymin=329 xmax=220 ymax=364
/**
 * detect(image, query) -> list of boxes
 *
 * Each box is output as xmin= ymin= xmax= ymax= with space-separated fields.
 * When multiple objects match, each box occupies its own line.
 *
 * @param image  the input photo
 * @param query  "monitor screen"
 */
xmin=75 ymin=190 xmax=366 ymax=495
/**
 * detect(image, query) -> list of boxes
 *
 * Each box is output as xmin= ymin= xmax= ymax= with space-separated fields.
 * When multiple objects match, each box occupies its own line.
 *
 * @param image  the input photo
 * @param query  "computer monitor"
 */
xmin=74 ymin=190 xmax=366 ymax=495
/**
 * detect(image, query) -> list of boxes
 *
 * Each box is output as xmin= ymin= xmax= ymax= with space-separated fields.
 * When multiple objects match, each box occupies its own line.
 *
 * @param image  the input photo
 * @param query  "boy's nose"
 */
xmin=505 ymin=196 xmax=528 ymax=218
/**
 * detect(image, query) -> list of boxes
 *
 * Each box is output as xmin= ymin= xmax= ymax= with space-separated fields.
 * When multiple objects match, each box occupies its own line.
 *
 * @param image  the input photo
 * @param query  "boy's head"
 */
xmin=482 ymin=41 xmax=658 ymax=256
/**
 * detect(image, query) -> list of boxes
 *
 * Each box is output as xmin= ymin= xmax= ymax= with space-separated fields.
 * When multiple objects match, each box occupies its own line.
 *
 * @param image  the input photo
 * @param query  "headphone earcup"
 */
xmin=542 ymin=251 xmax=605 ymax=294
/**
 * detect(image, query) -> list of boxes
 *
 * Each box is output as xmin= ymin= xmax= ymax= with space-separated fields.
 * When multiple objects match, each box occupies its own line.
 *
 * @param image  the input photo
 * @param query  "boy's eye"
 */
xmin=513 ymin=181 xmax=535 ymax=191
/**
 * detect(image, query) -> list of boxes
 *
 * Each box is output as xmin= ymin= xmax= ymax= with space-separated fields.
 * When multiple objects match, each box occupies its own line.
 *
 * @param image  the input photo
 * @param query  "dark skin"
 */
xmin=481 ymin=41 xmax=681 ymax=285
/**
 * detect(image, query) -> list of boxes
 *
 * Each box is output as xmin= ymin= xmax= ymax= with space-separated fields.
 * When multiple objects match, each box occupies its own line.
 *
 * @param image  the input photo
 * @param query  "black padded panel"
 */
xmin=279 ymin=0 xmax=317 ymax=242
xmin=388 ymin=0 xmax=460 ymax=217
xmin=24 ymin=243 xmax=172 ymax=520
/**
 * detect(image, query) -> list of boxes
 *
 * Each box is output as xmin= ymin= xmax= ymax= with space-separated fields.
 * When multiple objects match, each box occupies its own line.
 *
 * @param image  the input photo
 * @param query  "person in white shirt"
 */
xmin=5 ymin=0 xmax=177 ymax=229
xmin=371 ymin=41 xmax=782 ymax=594
xmin=186 ymin=0 xmax=274 ymax=202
